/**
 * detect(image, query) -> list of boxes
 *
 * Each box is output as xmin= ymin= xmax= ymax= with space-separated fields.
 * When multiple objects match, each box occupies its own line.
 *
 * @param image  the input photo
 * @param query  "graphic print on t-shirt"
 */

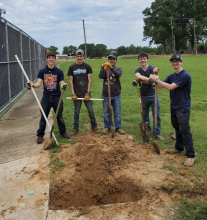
xmin=44 ymin=74 xmax=57 ymax=90
xmin=73 ymin=69 xmax=86 ymax=75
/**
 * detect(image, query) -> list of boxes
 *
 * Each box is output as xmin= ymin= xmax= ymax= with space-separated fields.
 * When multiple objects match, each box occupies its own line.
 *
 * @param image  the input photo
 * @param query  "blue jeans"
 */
xmin=171 ymin=108 xmax=195 ymax=158
xmin=141 ymin=95 xmax=161 ymax=135
xmin=37 ymin=95 xmax=66 ymax=136
xmin=102 ymin=94 xmax=121 ymax=131
xmin=73 ymin=94 xmax=97 ymax=130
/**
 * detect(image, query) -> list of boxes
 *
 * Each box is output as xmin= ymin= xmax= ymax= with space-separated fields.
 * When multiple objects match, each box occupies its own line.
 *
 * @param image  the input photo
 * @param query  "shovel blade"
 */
xmin=152 ymin=140 xmax=160 ymax=154
xmin=43 ymin=136 xmax=53 ymax=150
xmin=111 ymin=127 xmax=115 ymax=138
xmin=138 ymin=122 xmax=149 ymax=142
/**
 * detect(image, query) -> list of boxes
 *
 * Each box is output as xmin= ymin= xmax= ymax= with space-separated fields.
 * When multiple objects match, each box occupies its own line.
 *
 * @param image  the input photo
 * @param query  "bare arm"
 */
xmin=69 ymin=76 xmax=75 ymax=94
xmin=156 ymin=79 xmax=179 ymax=90
xmin=87 ymin=74 xmax=92 ymax=92
xmin=33 ymin=79 xmax=42 ymax=88
xmin=135 ymin=72 xmax=151 ymax=84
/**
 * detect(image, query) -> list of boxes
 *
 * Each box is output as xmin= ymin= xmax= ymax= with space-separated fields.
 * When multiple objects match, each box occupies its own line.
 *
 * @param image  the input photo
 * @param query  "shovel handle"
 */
xmin=50 ymin=77 xmax=67 ymax=136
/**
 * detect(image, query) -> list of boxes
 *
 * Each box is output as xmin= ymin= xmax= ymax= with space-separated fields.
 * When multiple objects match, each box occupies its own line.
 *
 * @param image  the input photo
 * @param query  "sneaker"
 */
xmin=37 ymin=136 xmax=44 ymax=144
xmin=167 ymin=148 xmax=183 ymax=154
xmin=156 ymin=135 xmax=164 ymax=140
xmin=60 ymin=133 xmax=70 ymax=139
xmin=103 ymin=128 xmax=110 ymax=134
xmin=70 ymin=129 xmax=79 ymax=136
xmin=92 ymin=127 xmax=100 ymax=134
xmin=184 ymin=157 xmax=197 ymax=167
xmin=117 ymin=129 xmax=125 ymax=135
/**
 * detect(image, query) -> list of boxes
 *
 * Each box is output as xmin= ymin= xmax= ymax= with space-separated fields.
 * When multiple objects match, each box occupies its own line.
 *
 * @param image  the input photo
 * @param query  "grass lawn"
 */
xmin=53 ymin=54 xmax=207 ymax=219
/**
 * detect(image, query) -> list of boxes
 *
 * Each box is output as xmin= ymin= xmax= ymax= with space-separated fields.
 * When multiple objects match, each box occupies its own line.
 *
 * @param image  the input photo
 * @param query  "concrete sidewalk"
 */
xmin=0 ymin=88 xmax=52 ymax=220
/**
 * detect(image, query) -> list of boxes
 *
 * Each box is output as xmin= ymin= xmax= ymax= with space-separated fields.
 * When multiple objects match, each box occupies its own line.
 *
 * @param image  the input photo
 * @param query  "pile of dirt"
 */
xmin=48 ymin=132 xmax=198 ymax=219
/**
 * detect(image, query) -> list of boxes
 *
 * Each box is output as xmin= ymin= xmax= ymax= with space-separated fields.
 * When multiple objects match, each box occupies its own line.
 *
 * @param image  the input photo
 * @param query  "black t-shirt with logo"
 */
xmin=68 ymin=62 xmax=92 ymax=96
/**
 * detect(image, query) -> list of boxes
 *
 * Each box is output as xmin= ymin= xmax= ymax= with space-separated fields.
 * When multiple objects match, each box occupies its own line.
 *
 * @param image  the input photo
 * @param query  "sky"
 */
xmin=0 ymin=0 xmax=156 ymax=54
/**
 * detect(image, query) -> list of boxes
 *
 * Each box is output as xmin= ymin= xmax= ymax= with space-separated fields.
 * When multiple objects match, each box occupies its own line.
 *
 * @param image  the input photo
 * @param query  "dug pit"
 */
xmin=49 ymin=133 xmax=184 ymax=218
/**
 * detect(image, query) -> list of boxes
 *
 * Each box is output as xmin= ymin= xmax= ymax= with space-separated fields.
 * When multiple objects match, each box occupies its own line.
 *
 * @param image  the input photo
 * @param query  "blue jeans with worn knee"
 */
xmin=73 ymin=94 xmax=97 ymax=130
xmin=171 ymin=108 xmax=195 ymax=158
xmin=141 ymin=95 xmax=161 ymax=135
xmin=37 ymin=95 xmax=66 ymax=136
xmin=102 ymin=94 xmax=121 ymax=131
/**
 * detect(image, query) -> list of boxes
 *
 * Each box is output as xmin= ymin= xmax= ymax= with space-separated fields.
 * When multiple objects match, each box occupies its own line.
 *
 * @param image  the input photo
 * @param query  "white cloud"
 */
xmin=1 ymin=0 xmax=156 ymax=53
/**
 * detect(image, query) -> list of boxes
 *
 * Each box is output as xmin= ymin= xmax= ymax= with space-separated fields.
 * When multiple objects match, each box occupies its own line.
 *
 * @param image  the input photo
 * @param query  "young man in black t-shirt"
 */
xmin=68 ymin=49 xmax=99 ymax=136
xmin=26 ymin=52 xmax=70 ymax=144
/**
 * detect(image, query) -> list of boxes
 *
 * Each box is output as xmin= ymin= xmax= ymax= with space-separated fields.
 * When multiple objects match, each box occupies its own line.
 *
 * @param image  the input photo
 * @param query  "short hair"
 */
xmin=138 ymin=52 xmax=148 ymax=60
xmin=46 ymin=52 xmax=56 ymax=59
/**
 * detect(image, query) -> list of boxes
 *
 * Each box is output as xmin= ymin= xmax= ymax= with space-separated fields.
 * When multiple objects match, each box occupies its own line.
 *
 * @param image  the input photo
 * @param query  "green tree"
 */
xmin=47 ymin=46 xmax=59 ymax=55
xmin=117 ymin=46 xmax=126 ymax=56
xmin=78 ymin=43 xmax=96 ymax=57
xmin=95 ymin=44 xmax=107 ymax=57
xmin=128 ymin=44 xmax=136 ymax=54
xmin=63 ymin=46 xmax=68 ymax=55
xmin=142 ymin=0 xmax=207 ymax=53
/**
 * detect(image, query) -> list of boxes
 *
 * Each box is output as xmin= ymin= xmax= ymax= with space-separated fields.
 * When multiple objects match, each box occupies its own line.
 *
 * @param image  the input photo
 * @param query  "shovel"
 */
xmin=43 ymin=77 xmax=67 ymax=150
xmin=136 ymin=81 xmax=149 ymax=142
xmin=151 ymin=81 xmax=160 ymax=154
xmin=107 ymin=67 xmax=115 ymax=138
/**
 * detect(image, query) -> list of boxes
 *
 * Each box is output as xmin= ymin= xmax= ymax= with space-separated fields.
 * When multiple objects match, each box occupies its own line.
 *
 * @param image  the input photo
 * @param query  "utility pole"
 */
xmin=83 ymin=19 xmax=87 ymax=59
xmin=193 ymin=18 xmax=197 ymax=55
xmin=171 ymin=17 xmax=175 ymax=55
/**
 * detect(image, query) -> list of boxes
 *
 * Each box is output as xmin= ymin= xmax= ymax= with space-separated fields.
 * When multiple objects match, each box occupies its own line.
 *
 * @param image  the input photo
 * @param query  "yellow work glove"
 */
xmin=72 ymin=94 xmax=77 ymax=101
xmin=84 ymin=93 xmax=90 ymax=101
xmin=101 ymin=62 xmax=112 ymax=70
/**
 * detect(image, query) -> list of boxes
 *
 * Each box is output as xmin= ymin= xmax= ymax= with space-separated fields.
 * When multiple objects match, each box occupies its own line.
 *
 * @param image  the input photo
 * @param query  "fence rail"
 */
xmin=0 ymin=17 xmax=49 ymax=115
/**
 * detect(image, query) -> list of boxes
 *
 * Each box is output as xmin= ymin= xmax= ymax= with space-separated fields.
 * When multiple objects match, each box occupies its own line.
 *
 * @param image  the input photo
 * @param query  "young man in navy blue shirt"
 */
xmin=26 ymin=52 xmax=70 ymax=144
xmin=151 ymin=55 xmax=196 ymax=167
xmin=134 ymin=53 xmax=164 ymax=140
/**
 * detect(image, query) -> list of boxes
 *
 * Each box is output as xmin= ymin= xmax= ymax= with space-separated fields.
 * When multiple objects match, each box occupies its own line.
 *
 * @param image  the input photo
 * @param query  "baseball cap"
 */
xmin=170 ymin=54 xmax=182 ymax=61
xmin=76 ymin=49 xmax=84 ymax=55
xmin=108 ymin=51 xmax=118 ymax=59
xmin=46 ymin=52 xmax=56 ymax=58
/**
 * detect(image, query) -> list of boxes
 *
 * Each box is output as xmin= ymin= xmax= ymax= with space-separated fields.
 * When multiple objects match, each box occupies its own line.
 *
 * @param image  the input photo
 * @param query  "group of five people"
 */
xmin=26 ymin=49 xmax=196 ymax=167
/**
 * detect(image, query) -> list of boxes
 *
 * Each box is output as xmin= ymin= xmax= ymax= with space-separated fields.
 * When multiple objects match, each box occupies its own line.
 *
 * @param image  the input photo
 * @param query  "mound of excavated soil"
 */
xmin=48 ymin=133 xmax=191 ymax=219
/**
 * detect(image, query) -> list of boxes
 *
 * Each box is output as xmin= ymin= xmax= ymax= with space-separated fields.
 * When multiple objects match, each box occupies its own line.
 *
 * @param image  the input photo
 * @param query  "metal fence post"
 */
xmin=5 ymin=20 xmax=11 ymax=103
xmin=29 ymin=38 xmax=32 ymax=81
xmin=20 ymin=31 xmax=24 ymax=88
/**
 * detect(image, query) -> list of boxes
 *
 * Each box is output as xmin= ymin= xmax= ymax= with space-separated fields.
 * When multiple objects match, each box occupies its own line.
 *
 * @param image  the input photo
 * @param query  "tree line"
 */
xmin=142 ymin=0 xmax=207 ymax=53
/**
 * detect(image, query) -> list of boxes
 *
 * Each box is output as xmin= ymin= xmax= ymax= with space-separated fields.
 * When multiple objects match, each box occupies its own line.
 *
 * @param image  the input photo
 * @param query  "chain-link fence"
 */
xmin=0 ymin=17 xmax=49 ymax=115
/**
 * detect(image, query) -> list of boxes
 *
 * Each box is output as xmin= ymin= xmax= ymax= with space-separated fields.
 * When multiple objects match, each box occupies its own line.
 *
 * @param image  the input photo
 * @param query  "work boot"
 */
xmin=117 ymin=129 xmax=125 ymax=135
xmin=103 ymin=128 xmax=110 ymax=134
xmin=184 ymin=157 xmax=197 ymax=167
xmin=156 ymin=135 xmax=164 ymax=140
xmin=70 ymin=129 xmax=79 ymax=136
xmin=92 ymin=127 xmax=100 ymax=134
xmin=167 ymin=148 xmax=183 ymax=154
xmin=37 ymin=136 xmax=44 ymax=144
xmin=60 ymin=133 xmax=70 ymax=139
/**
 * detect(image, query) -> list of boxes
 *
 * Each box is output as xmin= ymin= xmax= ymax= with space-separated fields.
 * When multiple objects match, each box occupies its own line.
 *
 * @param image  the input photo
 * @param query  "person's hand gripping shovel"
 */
xmin=44 ymin=77 xmax=67 ymax=150
xmin=107 ymin=67 xmax=115 ymax=138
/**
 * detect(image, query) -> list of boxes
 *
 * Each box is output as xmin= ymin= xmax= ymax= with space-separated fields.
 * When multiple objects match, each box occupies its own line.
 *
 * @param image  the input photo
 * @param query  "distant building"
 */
xmin=56 ymin=54 xmax=68 ymax=59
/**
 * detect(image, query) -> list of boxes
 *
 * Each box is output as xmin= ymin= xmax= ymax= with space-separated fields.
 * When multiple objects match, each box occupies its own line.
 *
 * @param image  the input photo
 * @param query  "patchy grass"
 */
xmin=173 ymin=198 xmax=207 ymax=220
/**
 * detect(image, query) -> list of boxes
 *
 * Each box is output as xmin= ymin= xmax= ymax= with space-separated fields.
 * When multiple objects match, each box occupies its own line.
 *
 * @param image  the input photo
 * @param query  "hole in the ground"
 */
xmin=49 ymin=134 xmax=149 ymax=209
